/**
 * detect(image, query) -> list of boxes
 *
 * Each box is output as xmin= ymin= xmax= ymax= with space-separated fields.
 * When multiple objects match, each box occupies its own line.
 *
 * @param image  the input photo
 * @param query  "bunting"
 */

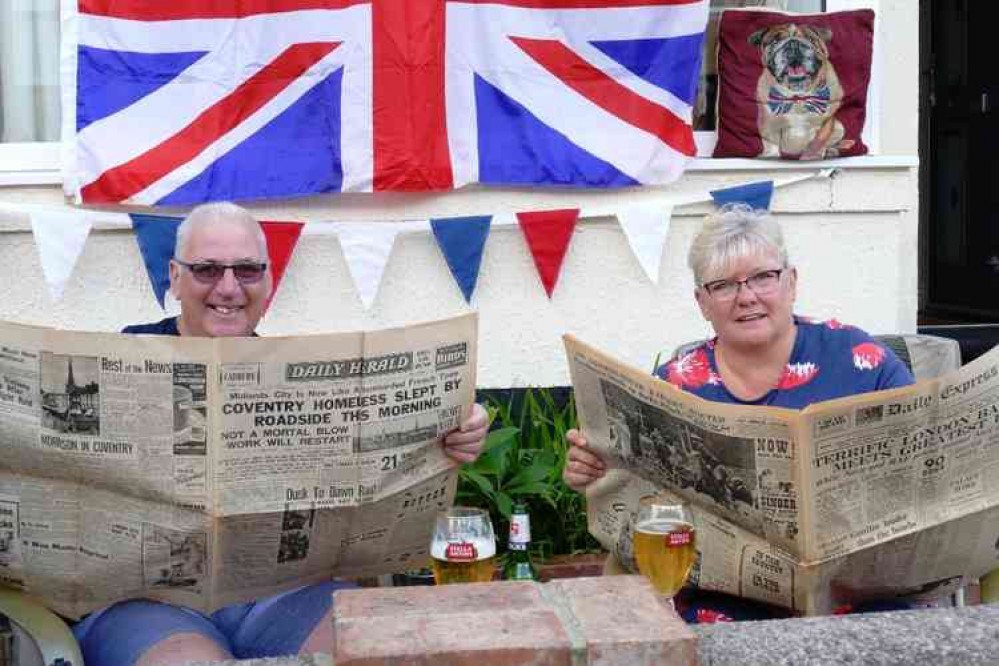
xmin=30 ymin=210 xmax=93 ymax=301
xmin=617 ymin=205 xmax=674 ymax=284
xmin=710 ymin=180 xmax=774 ymax=210
xmin=430 ymin=216 xmax=492 ymax=303
xmin=260 ymin=221 xmax=305 ymax=312
xmin=516 ymin=209 xmax=580 ymax=298
xmin=337 ymin=221 xmax=428 ymax=310
xmin=8 ymin=170 xmax=831 ymax=311
xmin=130 ymin=213 xmax=182 ymax=308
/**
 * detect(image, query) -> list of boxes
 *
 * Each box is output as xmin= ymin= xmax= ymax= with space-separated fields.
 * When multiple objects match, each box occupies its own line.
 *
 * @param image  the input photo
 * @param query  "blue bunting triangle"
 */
xmin=430 ymin=215 xmax=492 ymax=302
xmin=710 ymin=180 xmax=774 ymax=211
xmin=130 ymin=213 xmax=182 ymax=309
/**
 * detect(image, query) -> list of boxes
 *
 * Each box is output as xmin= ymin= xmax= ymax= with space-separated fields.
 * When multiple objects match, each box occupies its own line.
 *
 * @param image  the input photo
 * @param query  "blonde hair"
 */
xmin=688 ymin=203 xmax=788 ymax=286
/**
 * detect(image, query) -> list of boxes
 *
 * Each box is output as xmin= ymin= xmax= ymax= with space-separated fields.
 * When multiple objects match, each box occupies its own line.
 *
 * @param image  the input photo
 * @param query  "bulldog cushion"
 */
xmin=712 ymin=9 xmax=874 ymax=160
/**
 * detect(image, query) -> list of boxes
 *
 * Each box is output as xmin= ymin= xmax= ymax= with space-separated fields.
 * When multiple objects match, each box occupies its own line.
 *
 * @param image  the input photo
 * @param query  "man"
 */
xmin=75 ymin=203 xmax=488 ymax=665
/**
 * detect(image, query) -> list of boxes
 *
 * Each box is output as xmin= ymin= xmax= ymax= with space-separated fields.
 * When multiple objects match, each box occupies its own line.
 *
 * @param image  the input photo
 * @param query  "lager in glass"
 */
xmin=430 ymin=506 xmax=497 ymax=584
xmin=634 ymin=502 xmax=696 ymax=598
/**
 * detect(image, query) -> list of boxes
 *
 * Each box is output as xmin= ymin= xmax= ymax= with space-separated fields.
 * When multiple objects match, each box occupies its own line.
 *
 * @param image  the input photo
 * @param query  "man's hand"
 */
xmin=562 ymin=429 xmax=607 ymax=492
xmin=442 ymin=403 xmax=489 ymax=464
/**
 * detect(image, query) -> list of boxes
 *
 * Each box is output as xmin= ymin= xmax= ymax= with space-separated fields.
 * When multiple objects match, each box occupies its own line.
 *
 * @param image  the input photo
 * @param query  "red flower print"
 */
xmin=666 ymin=348 xmax=720 ymax=389
xmin=853 ymin=343 xmax=886 ymax=370
xmin=696 ymin=609 xmax=734 ymax=623
xmin=823 ymin=319 xmax=853 ymax=330
xmin=778 ymin=362 xmax=819 ymax=389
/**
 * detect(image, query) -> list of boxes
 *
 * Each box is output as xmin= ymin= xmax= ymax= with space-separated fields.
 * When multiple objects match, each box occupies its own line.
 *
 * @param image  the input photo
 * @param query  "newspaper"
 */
xmin=565 ymin=334 xmax=999 ymax=615
xmin=0 ymin=314 xmax=477 ymax=618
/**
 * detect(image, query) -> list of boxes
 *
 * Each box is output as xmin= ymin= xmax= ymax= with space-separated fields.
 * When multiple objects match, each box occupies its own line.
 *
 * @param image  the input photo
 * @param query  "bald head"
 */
xmin=169 ymin=202 xmax=272 ymax=337
xmin=175 ymin=202 xmax=268 ymax=262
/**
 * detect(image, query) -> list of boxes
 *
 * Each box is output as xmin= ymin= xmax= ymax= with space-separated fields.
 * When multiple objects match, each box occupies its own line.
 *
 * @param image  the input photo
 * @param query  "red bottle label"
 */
xmin=445 ymin=542 xmax=478 ymax=562
xmin=509 ymin=514 xmax=530 ymax=545
xmin=666 ymin=531 xmax=692 ymax=547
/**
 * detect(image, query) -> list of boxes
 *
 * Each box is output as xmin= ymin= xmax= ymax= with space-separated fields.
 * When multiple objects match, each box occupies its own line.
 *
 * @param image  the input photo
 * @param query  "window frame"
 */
xmin=0 ymin=0 xmax=893 ymax=189
xmin=0 ymin=142 xmax=61 ymax=186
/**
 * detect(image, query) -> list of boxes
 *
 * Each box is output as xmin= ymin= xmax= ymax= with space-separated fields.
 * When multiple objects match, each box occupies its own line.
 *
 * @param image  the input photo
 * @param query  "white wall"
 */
xmin=0 ymin=1 xmax=919 ymax=389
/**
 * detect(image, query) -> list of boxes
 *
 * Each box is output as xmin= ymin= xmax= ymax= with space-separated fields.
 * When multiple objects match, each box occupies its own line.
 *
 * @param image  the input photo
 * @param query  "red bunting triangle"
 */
xmin=260 ymin=221 xmax=305 ymax=313
xmin=516 ymin=209 xmax=580 ymax=297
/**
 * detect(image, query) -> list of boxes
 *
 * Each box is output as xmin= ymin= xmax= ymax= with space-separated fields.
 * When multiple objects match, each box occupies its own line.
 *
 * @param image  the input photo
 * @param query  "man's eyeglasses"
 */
xmin=702 ymin=269 xmax=784 ymax=301
xmin=175 ymin=260 xmax=268 ymax=285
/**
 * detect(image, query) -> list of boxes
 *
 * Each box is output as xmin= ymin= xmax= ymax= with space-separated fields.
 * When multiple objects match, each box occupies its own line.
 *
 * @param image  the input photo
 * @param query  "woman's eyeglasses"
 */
xmin=702 ymin=268 xmax=784 ymax=301
xmin=175 ymin=260 xmax=268 ymax=285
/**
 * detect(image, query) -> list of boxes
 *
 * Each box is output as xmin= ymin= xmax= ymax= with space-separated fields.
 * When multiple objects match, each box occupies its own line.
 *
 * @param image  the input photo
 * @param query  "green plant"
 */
xmin=456 ymin=388 xmax=603 ymax=561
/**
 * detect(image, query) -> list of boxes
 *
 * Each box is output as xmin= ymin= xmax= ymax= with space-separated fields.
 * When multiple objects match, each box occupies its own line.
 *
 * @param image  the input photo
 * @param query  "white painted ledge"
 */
xmin=688 ymin=154 xmax=919 ymax=171
xmin=0 ymin=153 xmax=918 ymax=189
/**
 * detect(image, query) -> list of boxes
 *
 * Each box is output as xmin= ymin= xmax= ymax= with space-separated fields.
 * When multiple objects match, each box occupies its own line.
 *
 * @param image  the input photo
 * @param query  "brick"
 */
xmin=331 ymin=575 xmax=696 ymax=666
xmin=548 ymin=576 xmax=698 ymax=666
xmin=537 ymin=553 xmax=608 ymax=582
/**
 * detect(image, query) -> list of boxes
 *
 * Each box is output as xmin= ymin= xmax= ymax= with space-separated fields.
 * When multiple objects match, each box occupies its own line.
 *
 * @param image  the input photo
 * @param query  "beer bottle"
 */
xmin=503 ymin=501 xmax=539 ymax=581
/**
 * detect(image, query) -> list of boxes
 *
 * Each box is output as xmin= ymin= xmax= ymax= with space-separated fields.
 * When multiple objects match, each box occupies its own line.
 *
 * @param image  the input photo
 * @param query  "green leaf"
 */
xmin=495 ymin=492 xmax=513 ymax=519
xmin=506 ymin=482 xmax=552 ymax=496
xmin=532 ymin=450 xmax=558 ymax=471
xmin=473 ymin=429 xmax=517 ymax=476
xmin=505 ymin=462 xmax=552 ymax=490
xmin=461 ymin=469 xmax=497 ymax=501
xmin=482 ymin=426 xmax=518 ymax=452
xmin=458 ymin=387 xmax=602 ymax=558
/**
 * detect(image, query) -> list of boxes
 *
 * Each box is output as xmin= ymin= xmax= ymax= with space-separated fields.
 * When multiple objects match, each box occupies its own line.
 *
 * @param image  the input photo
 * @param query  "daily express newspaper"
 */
xmin=565 ymin=334 xmax=999 ymax=615
xmin=0 ymin=314 xmax=477 ymax=619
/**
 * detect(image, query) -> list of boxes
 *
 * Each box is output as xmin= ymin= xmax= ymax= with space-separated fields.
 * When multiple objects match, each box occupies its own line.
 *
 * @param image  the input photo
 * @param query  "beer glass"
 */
xmin=634 ymin=501 xmax=696 ymax=598
xmin=430 ymin=506 xmax=497 ymax=584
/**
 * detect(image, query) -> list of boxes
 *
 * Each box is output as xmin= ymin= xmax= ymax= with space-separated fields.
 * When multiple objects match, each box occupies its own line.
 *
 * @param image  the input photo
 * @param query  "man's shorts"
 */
xmin=72 ymin=580 xmax=355 ymax=666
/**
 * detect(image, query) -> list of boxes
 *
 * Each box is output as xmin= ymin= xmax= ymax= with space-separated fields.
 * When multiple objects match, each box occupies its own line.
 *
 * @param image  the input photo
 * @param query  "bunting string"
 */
xmin=0 ymin=169 xmax=837 ymax=309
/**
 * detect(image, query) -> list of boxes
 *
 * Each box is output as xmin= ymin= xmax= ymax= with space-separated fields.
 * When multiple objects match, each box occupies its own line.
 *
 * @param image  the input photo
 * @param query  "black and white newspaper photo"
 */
xmin=564 ymin=333 xmax=999 ymax=615
xmin=0 ymin=313 xmax=477 ymax=618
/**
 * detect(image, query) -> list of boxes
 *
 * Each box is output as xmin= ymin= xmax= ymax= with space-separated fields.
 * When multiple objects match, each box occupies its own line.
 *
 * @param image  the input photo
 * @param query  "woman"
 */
xmin=563 ymin=203 xmax=914 ymax=620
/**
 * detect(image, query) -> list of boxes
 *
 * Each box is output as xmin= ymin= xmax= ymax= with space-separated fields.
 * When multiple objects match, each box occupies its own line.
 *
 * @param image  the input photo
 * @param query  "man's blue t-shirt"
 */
xmin=653 ymin=316 xmax=914 ymax=408
xmin=121 ymin=317 xmax=258 ymax=337
xmin=121 ymin=316 xmax=180 ymax=336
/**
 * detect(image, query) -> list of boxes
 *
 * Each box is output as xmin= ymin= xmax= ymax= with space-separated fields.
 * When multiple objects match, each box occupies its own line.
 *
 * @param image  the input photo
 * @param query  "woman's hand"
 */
xmin=562 ymin=429 xmax=607 ymax=492
xmin=441 ymin=403 xmax=489 ymax=464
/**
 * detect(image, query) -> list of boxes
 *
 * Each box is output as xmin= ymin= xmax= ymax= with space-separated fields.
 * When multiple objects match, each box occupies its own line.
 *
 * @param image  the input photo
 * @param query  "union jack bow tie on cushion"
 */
xmin=766 ymin=84 xmax=832 ymax=115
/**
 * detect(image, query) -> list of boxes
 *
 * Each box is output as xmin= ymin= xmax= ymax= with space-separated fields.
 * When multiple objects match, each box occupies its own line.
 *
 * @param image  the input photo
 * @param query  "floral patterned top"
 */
xmin=653 ymin=316 xmax=914 ymax=408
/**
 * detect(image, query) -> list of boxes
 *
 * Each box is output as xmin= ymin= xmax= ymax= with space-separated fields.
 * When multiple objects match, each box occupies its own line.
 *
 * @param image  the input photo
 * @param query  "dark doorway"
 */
xmin=921 ymin=0 xmax=999 ymax=322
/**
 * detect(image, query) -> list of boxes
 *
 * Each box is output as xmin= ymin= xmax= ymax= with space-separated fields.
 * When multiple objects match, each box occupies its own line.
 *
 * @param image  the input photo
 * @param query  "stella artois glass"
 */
xmin=634 ymin=502 xmax=696 ymax=598
xmin=430 ymin=506 xmax=496 ymax=584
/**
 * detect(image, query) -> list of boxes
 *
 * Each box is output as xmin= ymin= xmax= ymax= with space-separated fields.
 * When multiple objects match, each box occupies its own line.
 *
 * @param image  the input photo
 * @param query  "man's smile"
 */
xmin=208 ymin=304 xmax=244 ymax=316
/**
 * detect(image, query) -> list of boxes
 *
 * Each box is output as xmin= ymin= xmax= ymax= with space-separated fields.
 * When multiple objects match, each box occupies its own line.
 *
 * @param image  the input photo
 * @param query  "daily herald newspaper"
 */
xmin=565 ymin=334 xmax=999 ymax=615
xmin=0 ymin=314 xmax=477 ymax=618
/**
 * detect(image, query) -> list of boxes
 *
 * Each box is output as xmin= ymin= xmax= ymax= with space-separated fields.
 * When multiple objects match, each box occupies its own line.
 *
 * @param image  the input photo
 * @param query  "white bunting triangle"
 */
xmin=30 ymin=210 xmax=94 ymax=300
xmin=617 ymin=204 xmax=674 ymax=284
xmin=337 ymin=220 xmax=428 ymax=309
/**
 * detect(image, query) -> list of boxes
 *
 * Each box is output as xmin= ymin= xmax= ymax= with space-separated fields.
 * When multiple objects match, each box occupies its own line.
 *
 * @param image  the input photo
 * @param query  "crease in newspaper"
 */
xmin=0 ymin=314 xmax=477 ymax=618
xmin=565 ymin=333 xmax=999 ymax=615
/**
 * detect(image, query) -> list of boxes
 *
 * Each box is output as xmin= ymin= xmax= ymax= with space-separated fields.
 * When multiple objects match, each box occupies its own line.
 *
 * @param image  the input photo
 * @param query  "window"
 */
xmin=0 ymin=0 xmax=60 ymax=184
xmin=0 ymin=0 xmax=60 ymax=143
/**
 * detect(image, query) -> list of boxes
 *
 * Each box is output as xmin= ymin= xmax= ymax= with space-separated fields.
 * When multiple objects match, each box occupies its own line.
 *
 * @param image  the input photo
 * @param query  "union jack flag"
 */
xmin=64 ymin=0 xmax=708 ymax=205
